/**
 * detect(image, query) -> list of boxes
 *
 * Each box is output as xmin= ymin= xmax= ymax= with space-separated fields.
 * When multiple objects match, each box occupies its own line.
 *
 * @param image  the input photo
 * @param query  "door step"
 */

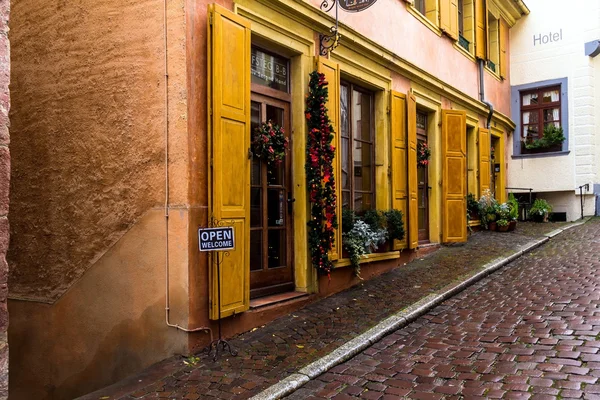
xmin=249 ymin=291 xmax=309 ymax=310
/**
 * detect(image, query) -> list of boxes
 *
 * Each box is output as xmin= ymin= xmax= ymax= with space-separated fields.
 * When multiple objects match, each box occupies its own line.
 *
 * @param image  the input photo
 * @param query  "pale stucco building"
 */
xmin=508 ymin=0 xmax=600 ymax=220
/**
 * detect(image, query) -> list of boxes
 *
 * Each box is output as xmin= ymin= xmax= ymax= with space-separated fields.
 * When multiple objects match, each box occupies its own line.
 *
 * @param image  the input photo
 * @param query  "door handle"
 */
xmin=287 ymin=192 xmax=295 ymax=214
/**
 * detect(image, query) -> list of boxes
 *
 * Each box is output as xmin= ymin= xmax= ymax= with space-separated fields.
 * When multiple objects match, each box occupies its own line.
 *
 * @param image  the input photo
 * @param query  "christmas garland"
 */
xmin=417 ymin=141 xmax=431 ymax=168
xmin=305 ymin=71 xmax=338 ymax=275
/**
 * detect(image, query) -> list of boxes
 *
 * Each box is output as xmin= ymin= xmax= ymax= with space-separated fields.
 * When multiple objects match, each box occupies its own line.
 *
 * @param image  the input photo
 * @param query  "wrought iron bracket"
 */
xmin=319 ymin=0 xmax=341 ymax=56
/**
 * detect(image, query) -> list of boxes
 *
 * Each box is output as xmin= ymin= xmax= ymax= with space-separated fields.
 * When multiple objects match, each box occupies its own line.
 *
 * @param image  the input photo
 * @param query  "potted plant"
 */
xmin=467 ymin=193 xmax=479 ymax=222
xmin=478 ymin=189 xmax=499 ymax=230
xmin=529 ymin=198 xmax=552 ymax=222
xmin=496 ymin=218 xmax=510 ymax=232
xmin=507 ymin=193 xmax=519 ymax=231
xmin=524 ymin=125 xmax=565 ymax=153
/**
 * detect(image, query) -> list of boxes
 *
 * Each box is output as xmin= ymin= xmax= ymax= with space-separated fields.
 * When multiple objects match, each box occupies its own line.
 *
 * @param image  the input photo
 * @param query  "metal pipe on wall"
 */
xmin=163 ymin=0 xmax=212 ymax=339
xmin=478 ymin=59 xmax=494 ymax=129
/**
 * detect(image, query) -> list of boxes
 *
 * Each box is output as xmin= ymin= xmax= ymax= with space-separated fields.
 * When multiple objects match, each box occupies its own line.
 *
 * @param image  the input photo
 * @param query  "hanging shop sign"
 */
xmin=251 ymin=47 xmax=289 ymax=93
xmin=339 ymin=0 xmax=378 ymax=12
xmin=198 ymin=227 xmax=235 ymax=252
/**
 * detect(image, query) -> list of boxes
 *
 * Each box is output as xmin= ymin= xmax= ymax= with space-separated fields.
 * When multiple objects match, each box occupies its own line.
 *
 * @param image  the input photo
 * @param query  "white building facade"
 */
xmin=508 ymin=0 xmax=600 ymax=221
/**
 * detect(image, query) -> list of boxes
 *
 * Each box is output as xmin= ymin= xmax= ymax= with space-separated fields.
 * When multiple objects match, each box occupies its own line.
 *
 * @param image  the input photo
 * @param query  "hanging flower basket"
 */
xmin=417 ymin=141 xmax=431 ymax=168
xmin=251 ymin=120 xmax=289 ymax=165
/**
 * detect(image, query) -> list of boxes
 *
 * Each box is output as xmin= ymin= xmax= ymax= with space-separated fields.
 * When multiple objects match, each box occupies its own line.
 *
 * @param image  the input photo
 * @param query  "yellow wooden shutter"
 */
xmin=317 ymin=57 xmax=341 ymax=261
xmin=479 ymin=127 xmax=491 ymax=195
xmin=208 ymin=4 xmax=251 ymax=320
xmin=440 ymin=0 xmax=459 ymax=40
xmin=499 ymin=19 xmax=507 ymax=79
xmin=475 ymin=0 xmax=487 ymax=59
xmin=441 ymin=110 xmax=467 ymax=243
xmin=391 ymin=91 xmax=408 ymax=250
xmin=407 ymin=92 xmax=418 ymax=250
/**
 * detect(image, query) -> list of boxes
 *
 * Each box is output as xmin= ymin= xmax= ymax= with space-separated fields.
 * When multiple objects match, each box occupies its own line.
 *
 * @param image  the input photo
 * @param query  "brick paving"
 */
xmin=285 ymin=219 xmax=600 ymax=400
xmin=82 ymin=221 xmax=572 ymax=400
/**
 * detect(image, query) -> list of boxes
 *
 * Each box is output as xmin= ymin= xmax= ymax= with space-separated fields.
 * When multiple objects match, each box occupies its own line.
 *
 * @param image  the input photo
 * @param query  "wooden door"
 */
xmin=250 ymin=93 xmax=294 ymax=298
xmin=417 ymin=112 xmax=429 ymax=243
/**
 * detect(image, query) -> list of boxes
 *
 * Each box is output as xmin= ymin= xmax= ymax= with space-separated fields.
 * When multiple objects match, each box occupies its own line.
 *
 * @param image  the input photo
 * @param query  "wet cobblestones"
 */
xmin=286 ymin=219 xmax=600 ymax=399
xmin=82 ymin=221 xmax=574 ymax=400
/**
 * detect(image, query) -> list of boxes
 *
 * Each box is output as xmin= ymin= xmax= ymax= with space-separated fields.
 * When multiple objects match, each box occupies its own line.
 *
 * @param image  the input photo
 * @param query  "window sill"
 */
xmin=406 ymin=6 xmax=442 ymax=37
xmin=512 ymin=150 xmax=570 ymax=159
xmin=333 ymin=251 xmax=400 ymax=269
xmin=453 ymin=42 xmax=476 ymax=62
xmin=484 ymin=65 xmax=502 ymax=82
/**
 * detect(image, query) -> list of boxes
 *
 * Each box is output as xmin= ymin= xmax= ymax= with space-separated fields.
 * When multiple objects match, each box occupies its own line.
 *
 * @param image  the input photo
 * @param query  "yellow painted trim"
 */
xmin=485 ymin=65 xmax=502 ymax=82
xmin=333 ymin=251 xmax=401 ymax=268
xmin=407 ymin=6 xmax=443 ymax=37
xmin=491 ymin=128 xmax=506 ymax=203
xmin=453 ymin=42 xmax=477 ymax=63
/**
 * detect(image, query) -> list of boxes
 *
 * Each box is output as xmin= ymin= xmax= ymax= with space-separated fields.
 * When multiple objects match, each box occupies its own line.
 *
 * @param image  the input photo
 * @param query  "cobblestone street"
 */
xmin=285 ymin=219 xmax=600 ymax=399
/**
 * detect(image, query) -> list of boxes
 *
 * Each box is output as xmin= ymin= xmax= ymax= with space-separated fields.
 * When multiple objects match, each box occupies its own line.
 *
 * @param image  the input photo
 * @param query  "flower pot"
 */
xmin=497 ymin=224 xmax=509 ymax=232
xmin=508 ymin=220 xmax=517 ymax=231
xmin=488 ymin=221 xmax=497 ymax=231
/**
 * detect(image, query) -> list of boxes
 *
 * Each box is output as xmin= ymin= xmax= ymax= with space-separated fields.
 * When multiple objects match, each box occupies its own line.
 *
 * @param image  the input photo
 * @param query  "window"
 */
xmin=487 ymin=12 xmax=500 ymax=72
xmin=340 ymin=82 xmax=374 ymax=213
xmin=511 ymin=78 xmax=569 ymax=157
xmin=520 ymin=86 xmax=562 ymax=154
xmin=458 ymin=0 xmax=474 ymax=53
xmin=411 ymin=0 xmax=438 ymax=28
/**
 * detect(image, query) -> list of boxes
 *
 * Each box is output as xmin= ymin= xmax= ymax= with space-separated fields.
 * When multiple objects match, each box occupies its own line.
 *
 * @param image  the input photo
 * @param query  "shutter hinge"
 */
xmin=248 ymin=148 xmax=253 ymax=159
xmin=386 ymin=106 xmax=390 ymax=115
xmin=210 ymin=158 xmax=213 ymax=167
xmin=209 ymin=13 xmax=213 ymax=26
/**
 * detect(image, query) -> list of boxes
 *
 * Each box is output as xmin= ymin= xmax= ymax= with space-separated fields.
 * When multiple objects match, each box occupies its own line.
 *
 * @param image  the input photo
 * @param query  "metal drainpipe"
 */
xmin=478 ymin=59 xmax=494 ymax=128
xmin=163 ymin=0 xmax=212 ymax=340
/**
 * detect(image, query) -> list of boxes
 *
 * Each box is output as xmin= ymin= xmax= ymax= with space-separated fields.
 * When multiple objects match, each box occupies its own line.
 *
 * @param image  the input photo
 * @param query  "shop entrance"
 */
xmin=249 ymin=93 xmax=294 ymax=298
xmin=416 ymin=111 xmax=429 ymax=243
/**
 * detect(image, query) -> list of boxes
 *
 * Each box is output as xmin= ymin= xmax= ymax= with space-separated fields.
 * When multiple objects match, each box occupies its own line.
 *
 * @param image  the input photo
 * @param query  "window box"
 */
xmin=458 ymin=35 xmax=470 ymax=52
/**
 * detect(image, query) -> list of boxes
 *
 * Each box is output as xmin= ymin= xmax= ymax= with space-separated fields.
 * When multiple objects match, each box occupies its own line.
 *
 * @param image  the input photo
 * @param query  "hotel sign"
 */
xmin=251 ymin=47 xmax=289 ymax=93
xmin=339 ymin=0 xmax=378 ymax=12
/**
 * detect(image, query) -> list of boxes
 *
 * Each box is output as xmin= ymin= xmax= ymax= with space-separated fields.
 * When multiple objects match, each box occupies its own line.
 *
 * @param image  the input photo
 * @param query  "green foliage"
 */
xmin=467 ymin=193 xmax=479 ymax=216
xmin=363 ymin=209 xmax=386 ymax=232
xmin=342 ymin=208 xmax=356 ymax=234
xmin=524 ymin=125 xmax=565 ymax=150
xmin=529 ymin=198 xmax=552 ymax=219
xmin=507 ymin=193 xmax=519 ymax=221
xmin=496 ymin=219 xmax=509 ymax=227
xmin=384 ymin=209 xmax=405 ymax=242
xmin=478 ymin=189 xmax=499 ymax=229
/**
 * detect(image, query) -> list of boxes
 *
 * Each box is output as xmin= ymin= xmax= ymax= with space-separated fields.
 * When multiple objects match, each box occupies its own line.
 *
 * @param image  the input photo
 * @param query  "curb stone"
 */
xmin=249 ymin=219 xmax=588 ymax=400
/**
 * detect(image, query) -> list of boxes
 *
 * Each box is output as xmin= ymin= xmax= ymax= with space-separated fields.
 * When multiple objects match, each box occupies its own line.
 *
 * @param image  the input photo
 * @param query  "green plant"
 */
xmin=342 ymin=219 xmax=387 ymax=277
xmin=524 ymin=125 xmax=565 ymax=150
xmin=507 ymin=193 xmax=519 ymax=221
xmin=342 ymin=208 xmax=357 ymax=234
xmin=467 ymin=193 xmax=479 ymax=216
xmin=496 ymin=219 xmax=509 ymax=227
xmin=478 ymin=189 xmax=499 ymax=229
xmin=363 ymin=209 xmax=386 ymax=232
xmin=384 ymin=209 xmax=405 ymax=242
xmin=529 ymin=198 xmax=552 ymax=221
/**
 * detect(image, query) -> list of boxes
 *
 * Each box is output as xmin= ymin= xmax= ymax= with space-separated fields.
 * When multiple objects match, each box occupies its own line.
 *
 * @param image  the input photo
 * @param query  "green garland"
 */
xmin=305 ymin=71 xmax=338 ymax=276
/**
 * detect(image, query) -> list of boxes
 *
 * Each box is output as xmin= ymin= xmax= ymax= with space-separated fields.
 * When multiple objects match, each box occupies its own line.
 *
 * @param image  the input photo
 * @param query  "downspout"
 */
xmin=163 ymin=0 xmax=212 ymax=340
xmin=478 ymin=59 xmax=494 ymax=128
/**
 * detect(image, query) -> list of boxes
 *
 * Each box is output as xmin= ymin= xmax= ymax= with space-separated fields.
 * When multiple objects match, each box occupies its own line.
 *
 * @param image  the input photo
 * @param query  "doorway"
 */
xmin=417 ymin=111 xmax=429 ymax=243
xmin=249 ymin=46 xmax=294 ymax=299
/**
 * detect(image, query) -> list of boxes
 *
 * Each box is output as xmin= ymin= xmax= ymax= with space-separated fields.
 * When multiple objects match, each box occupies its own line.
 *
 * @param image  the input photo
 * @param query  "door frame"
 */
xmin=249 ymin=89 xmax=295 ymax=299
xmin=416 ymin=111 xmax=430 ymax=243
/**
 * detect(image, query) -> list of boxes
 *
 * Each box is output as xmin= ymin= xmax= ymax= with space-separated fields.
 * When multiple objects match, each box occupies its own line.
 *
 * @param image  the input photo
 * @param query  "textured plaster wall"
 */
xmin=305 ymin=0 xmax=512 ymax=116
xmin=8 ymin=0 xmax=189 ymax=302
xmin=0 ymin=0 xmax=8 ymax=397
xmin=9 ymin=210 xmax=190 ymax=400
xmin=508 ymin=0 xmax=599 ymax=217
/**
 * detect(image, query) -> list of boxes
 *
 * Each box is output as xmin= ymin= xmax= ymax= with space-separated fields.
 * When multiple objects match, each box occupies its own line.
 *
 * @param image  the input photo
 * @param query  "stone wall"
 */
xmin=0 ymin=0 xmax=8 ymax=397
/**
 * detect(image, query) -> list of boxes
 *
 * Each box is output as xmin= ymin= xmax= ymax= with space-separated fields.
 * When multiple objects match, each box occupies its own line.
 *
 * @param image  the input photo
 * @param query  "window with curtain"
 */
xmin=340 ymin=82 xmax=375 ymax=214
xmin=520 ymin=85 xmax=562 ymax=154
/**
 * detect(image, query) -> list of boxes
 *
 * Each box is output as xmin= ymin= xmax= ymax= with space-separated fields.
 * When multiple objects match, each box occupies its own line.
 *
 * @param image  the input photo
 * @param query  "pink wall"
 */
xmin=306 ymin=0 xmax=511 ymax=116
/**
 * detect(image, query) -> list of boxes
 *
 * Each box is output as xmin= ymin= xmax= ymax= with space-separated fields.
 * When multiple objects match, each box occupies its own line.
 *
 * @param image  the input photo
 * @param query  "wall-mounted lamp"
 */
xmin=584 ymin=40 xmax=600 ymax=58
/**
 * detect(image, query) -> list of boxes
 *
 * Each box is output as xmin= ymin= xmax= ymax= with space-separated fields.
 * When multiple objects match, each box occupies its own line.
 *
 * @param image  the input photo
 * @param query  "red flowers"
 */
xmin=251 ymin=120 xmax=289 ymax=165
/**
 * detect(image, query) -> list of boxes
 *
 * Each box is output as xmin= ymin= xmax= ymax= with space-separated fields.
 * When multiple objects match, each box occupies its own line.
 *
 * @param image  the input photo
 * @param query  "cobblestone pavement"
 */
xmin=284 ymin=219 xmax=600 ymax=400
xmin=82 ymin=222 xmax=571 ymax=400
